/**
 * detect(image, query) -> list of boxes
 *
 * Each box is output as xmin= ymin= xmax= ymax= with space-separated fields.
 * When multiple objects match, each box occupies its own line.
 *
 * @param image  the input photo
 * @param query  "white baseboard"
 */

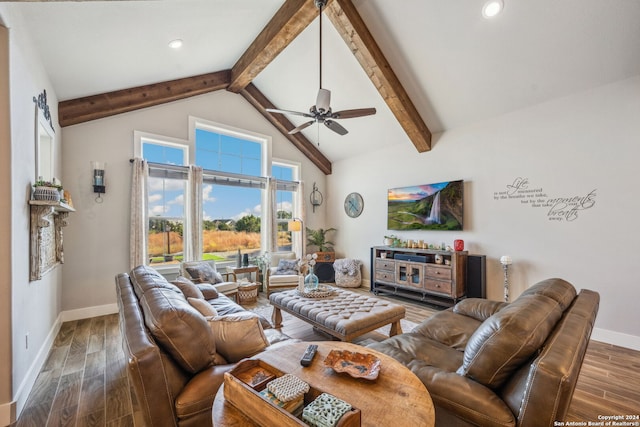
xmin=0 ymin=400 xmax=16 ymax=427
xmin=60 ymin=303 xmax=118 ymax=322
xmin=13 ymin=313 xmax=62 ymax=419
xmin=591 ymin=327 xmax=640 ymax=351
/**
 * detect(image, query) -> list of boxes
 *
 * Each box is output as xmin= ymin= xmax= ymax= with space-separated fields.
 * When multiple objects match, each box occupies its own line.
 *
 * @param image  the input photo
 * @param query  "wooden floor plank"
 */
xmin=15 ymin=286 xmax=640 ymax=426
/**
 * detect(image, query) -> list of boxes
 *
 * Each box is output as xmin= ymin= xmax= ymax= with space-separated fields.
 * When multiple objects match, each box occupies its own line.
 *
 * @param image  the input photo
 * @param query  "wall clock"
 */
xmin=344 ymin=192 xmax=364 ymax=218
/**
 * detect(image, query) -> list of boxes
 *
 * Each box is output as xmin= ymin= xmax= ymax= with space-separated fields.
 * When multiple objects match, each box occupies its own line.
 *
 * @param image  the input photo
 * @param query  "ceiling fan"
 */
xmin=266 ymin=0 xmax=376 ymax=136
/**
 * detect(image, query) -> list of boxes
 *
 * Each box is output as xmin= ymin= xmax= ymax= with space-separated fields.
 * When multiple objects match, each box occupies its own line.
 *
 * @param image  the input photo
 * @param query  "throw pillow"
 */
xmin=187 ymin=297 xmax=218 ymax=318
xmin=196 ymin=283 xmax=220 ymax=300
xmin=208 ymin=313 xmax=269 ymax=363
xmin=186 ymin=263 xmax=224 ymax=284
xmin=171 ymin=276 xmax=205 ymax=299
xmin=274 ymin=259 xmax=298 ymax=276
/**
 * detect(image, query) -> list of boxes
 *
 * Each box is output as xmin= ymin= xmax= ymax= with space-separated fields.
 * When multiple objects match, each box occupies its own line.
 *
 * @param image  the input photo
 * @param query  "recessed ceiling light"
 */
xmin=482 ymin=0 xmax=504 ymax=18
xmin=168 ymin=39 xmax=183 ymax=49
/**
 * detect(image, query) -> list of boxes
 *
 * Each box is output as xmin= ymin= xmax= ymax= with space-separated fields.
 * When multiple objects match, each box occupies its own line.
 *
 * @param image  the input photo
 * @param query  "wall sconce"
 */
xmin=310 ymin=182 xmax=323 ymax=213
xmin=500 ymin=255 xmax=512 ymax=302
xmin=91 ymin=161 xmax=106 ymax=202
xmin=288 ymin=218 xmax=304 ymax=257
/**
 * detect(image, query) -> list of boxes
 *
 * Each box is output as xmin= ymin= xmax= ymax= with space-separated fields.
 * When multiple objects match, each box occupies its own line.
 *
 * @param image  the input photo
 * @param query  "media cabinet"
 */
xmin=370 ymin=246 xmax=467 ymax=307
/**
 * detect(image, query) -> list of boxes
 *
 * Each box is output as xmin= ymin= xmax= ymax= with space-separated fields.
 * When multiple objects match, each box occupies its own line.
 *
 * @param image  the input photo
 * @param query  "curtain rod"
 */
xmin=129 ymin=158 xmax=301 ymax=185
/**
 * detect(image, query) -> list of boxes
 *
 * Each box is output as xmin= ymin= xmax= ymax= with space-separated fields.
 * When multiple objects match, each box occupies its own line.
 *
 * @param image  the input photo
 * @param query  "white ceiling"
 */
xmin=9 ymin=0 xmax=640 ymax=162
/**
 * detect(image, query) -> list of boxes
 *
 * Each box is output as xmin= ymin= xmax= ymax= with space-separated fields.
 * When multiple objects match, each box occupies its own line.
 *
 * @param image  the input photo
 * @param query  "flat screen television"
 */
xmin=387 ymin=180 xmax=463 ymax=231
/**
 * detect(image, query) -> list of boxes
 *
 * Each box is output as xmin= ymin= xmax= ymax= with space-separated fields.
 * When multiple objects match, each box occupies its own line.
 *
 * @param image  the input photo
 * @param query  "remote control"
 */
xmin=300 ymin=344 xmax=318 ymax=367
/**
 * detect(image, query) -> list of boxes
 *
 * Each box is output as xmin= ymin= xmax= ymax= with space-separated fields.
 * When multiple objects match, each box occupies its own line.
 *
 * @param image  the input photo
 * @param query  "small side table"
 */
xmin=226 ymin=265 xmax=259 ymax=282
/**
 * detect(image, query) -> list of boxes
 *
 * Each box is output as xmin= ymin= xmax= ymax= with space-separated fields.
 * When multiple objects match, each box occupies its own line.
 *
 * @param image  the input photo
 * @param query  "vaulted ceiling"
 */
xmin=8 ymin=0 xmax=640 ymax=174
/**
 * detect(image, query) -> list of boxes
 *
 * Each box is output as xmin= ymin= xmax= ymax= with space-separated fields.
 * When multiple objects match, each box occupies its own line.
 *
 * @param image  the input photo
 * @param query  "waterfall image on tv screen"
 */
xmin=387 ymin=180 xmax=463 ymax=231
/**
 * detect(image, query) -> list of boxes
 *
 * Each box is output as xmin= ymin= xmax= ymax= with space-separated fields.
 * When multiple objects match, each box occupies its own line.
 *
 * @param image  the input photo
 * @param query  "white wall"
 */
xmin=328 ymin=76 xmax=640 ymax=350
xmin=61 ymin=90 xmax=328 ymax=311
xmin=1 ymin=4 xmax=64 ymax=420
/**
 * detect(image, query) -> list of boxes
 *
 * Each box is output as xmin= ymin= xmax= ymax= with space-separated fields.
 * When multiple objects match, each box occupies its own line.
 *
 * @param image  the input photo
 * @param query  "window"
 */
xmin=194 ymin=122 xmax=267 ymax=265
xmin=134 ymin=120 xmax=300 ymax=270
xmin=137 ymin=134 xmax=188 ymax=266
xmin=273 ymin=163 xmax=296 ymax=251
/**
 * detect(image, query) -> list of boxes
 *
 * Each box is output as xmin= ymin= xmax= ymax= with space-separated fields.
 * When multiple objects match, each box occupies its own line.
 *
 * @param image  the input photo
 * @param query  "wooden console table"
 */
xmin=212 ymin=341 xmax=434 ymax=426
xmin=370 ymin=246 xmax=467 ymax=307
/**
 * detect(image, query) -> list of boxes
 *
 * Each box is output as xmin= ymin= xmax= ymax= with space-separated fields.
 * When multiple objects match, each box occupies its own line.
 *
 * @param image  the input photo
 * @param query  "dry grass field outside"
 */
xmin=148 ymin=230 xmax=291 ymax=264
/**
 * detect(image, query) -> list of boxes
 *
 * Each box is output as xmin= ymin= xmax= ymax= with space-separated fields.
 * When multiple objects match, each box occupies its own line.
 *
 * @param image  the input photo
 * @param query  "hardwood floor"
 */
xmin=15 ymin=288 xmax=640 ymax=426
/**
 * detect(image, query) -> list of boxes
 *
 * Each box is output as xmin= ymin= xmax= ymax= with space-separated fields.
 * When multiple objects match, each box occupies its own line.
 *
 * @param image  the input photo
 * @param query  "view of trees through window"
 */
xmin=142 ymin=125 xmax=297 ymax=268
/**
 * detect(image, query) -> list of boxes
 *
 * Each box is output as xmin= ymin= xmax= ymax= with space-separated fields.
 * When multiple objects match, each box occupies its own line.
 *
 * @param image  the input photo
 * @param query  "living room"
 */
xmin=1 ymin=1 xmax=639 ymax=426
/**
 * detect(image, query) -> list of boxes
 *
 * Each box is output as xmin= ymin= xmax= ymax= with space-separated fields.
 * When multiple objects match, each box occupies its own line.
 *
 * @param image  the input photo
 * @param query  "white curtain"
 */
xmin=266 ymin=177 xmax=278 ymax=253
xmin=130 ymin=158 xmax=148 ymax=269
xmin=187 ymin=165 xmax=203 ymax=261
xmin=297 ymin=181 xmax=306 ymax=258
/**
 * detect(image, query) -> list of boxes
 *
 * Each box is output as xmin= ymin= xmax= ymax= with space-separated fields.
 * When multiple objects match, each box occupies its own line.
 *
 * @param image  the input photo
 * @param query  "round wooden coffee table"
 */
xmin=212 ymin=341 xmax=434 ymax=427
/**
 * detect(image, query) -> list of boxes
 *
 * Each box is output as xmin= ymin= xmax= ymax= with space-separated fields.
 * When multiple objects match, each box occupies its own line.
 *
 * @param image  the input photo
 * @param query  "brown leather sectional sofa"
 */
xmin=116 ymin=265 xmax=289 ymax=427
xmin=369 ymin=278 xmax=599 ymax=427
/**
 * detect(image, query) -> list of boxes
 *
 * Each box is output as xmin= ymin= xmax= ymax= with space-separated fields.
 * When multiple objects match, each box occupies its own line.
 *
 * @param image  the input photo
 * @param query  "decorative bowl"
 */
xmin=323 ymin=350 xmax=381 ymax=380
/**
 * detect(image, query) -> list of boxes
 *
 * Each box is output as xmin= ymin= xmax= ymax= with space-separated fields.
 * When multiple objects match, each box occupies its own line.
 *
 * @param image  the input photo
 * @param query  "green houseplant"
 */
xmin=306 ymin=227 xmax=336 ymax=263
xmin=306 ymin=227 xmax=336 ymax=252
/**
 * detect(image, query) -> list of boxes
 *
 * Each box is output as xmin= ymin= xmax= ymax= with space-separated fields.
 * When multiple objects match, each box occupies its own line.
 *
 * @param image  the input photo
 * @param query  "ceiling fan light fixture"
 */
xmin=316 ymin=88 xmax=331 ymax=113
xmin=168 ymin=39 xmax=183 ymax=49
xmin=264 ymin=0 xmax=376 ymax=137
xmin=482 ymin=0 xmax=504 ymax=19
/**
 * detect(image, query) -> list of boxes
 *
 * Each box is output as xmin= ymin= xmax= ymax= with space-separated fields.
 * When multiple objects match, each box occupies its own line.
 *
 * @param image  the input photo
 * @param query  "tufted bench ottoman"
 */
xmin=269 ymin=288 xmax=405 ymax=342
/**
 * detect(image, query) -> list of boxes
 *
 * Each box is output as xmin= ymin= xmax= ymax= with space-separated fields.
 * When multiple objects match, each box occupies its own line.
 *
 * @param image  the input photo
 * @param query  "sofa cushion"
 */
xmin=412 ymin=309 xmax=482 ymax=351
xmin=457 ymin=293 xmax=565 ymax=389
xmin=186 ymin=263 xmax=224 ymax=284
xmin=188 ymin=297 xmax=218 ymax=318
xmin=210 ymin=294 xmax=272 ymax=330
xmin=208 ymin=313 xmax=269 ymax=363
xmin=140 ymin=287 xmax=217 ymax=374
xmin=519 ymin=278 xmax=576 ymax=310
xmin=274 ymin=259 xmax=299 ymax=275
xmin=130 ymin=265 xmax=183 ymax=299
xmin=453 ymin=299 xmax=508 ymax=322
xmin=172 ymin=276 xmax=205 ymax=299
xmin=196 ymin=283 xmax=220 ymax=299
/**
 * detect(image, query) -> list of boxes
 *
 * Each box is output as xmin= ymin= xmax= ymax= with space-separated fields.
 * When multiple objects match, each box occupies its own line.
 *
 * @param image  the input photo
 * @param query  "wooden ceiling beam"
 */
xmin=326 ymin=0 xmax=432 ymax=152
xmin=228 ymin=0 xmax=332 ymax=93
xmin=241 ymin=83 xmax=332 ymax=175
xmin=58 ymin=70 xmax=231 ymax=127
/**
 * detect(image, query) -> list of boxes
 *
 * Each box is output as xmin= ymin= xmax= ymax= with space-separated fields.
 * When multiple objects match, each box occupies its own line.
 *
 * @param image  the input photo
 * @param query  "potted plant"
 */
xmin=33 ymin=178 xmax=63 ymax=202
xmin=306 ymin=227 xmax=336 ymax=262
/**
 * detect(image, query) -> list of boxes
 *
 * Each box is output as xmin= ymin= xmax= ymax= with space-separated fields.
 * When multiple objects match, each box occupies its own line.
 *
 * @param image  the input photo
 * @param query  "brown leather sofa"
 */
xmin=116 ymin=265 xmax=290 ymax=427
xmin=368 ymin=278 xmax=599 ymax=427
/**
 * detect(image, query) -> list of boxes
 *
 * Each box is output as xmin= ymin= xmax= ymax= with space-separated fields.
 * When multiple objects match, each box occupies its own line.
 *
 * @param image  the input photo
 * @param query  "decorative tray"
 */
xmin=297 ymin=284 xmax=337 ymax=298
xmin=224 ymin=359 xmax=361 ymax=426
xmin=323 ymin=350 xmax=381 ymax=380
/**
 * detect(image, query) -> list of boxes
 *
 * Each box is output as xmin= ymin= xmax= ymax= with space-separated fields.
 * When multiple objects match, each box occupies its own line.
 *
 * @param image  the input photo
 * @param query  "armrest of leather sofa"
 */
xmin=453 ymin=298 xmax=508 ymax=322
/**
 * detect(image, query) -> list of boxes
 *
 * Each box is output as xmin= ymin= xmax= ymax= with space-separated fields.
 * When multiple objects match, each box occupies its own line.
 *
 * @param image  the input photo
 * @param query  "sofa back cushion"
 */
xmin=130 ymin=264 xmax=182 ymax=300
xmin=457 ymin=279 xmax=576 ymax=389
xmin=139 ymin=283 xmax=217 ymax=374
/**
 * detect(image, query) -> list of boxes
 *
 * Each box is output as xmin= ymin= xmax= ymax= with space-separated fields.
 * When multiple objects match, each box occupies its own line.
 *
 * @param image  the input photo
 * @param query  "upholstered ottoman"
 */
xmin=269 ymin=288 xmax=405 ymax=342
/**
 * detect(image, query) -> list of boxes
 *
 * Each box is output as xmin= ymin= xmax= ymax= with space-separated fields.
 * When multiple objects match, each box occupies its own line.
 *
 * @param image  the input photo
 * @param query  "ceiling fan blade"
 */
xmin=332 ymin=108 xmax=377 ymax=119
xmin=289 ymin=120 xmax=315 ymax=134
xmin=316 ymin=88 xmax=331 ymax=113
xmin=266 ymin=108 xmax=313 ymax=118
xmin=324 ymin=120 xmax=348 ymax=135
